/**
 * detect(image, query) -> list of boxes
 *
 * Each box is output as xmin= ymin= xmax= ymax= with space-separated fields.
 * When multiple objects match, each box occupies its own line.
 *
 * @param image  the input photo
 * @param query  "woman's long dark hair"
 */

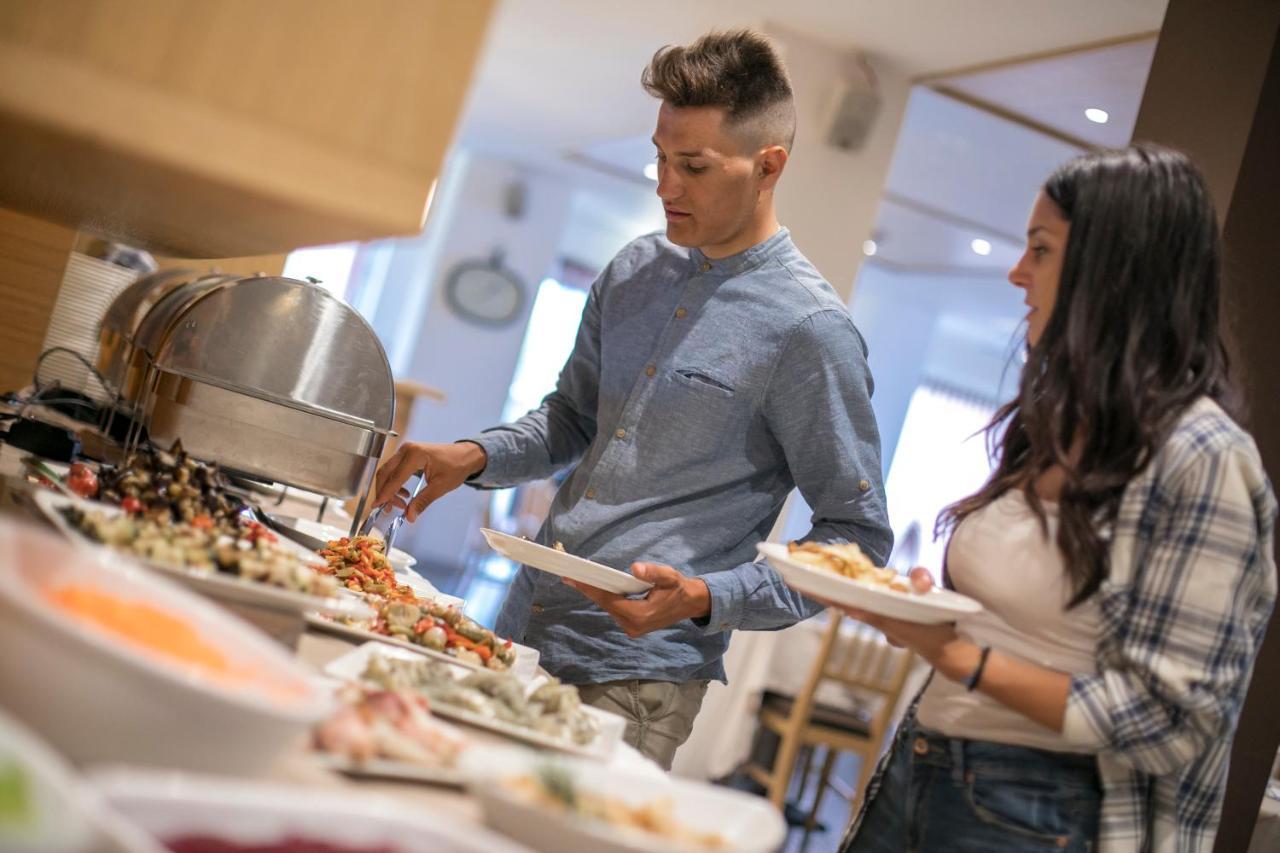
xmin=938 ymin=145 xmax=1236 ymax=607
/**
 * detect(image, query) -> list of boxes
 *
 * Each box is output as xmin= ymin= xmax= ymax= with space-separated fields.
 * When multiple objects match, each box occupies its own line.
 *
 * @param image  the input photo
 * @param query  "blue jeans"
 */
xmin=843 ymin=724 xmax=1101 ymax=852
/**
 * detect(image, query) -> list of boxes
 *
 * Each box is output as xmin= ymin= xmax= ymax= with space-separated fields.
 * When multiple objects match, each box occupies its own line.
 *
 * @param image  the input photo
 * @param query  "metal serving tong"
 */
xmin=357 ymin=470 xmax=425 ymax=553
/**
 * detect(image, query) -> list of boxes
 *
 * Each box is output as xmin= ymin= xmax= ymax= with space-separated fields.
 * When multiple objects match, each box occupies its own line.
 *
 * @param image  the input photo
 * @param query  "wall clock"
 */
xmin=443 ymin=251 xmax=525 ymax=327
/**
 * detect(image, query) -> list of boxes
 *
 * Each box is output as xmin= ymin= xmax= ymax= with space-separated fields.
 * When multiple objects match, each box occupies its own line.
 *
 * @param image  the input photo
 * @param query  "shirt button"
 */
xmin=700 ymin=262 xmax=712 ymax=272
xmin=531 ymin=603 xmax=544 ymax=614
xmin=614 ymin=428 xmax=627 ymax=439
xmin=585 ymin=488 xmax=597 ymax=500
xmin=675 ymin=307 xmax=687 ymax=319
xmin=858 ymin=479 xmax=871 ymax=492
xmin=645 ymin=365 xmax=656 ymax=377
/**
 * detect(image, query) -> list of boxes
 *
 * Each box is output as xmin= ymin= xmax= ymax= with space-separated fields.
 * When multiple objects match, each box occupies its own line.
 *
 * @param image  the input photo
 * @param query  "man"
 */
xmin=374 ymin=29 xmax=891 ymax=769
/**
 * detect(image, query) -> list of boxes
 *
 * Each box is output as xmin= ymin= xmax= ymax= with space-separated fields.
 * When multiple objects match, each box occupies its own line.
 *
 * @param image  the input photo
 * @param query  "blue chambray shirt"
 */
xmin=466 ymin=228 xmax=891 ymax=685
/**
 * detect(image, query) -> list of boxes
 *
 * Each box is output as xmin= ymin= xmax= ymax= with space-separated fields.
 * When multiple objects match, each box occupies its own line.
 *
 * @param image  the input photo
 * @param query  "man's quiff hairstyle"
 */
xmin=642 ymin=29 xmax=796 ymax=152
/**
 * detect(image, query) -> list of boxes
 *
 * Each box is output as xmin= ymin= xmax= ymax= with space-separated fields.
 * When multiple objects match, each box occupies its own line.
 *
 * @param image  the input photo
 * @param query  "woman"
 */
xmin=841 ymin=145 xmax=1276 ymax=853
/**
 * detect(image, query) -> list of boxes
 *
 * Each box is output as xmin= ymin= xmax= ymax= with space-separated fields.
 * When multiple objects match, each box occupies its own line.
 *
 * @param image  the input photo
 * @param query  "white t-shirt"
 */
xmin=917 ymin=489 xmax=1102 ymax=753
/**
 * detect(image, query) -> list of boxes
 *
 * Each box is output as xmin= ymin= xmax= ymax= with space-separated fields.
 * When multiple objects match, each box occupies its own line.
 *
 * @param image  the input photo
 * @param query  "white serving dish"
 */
xmin=0 ymin=708 xmax=166 ymax=853
xmin=312 ymin=752 xmax=467 ymax=788
xmin=395 ymin=569 xmax=464 ymax=608
xmin=757 ymin=542 xmax=983 ymax=624
xmin=306 ymin=615 xmax=540 ymax=682
xmin=480 ymin=528 xmax=653 ymax=594
xmin=282 ymin=517 xmax=418 ymax=571
xmin=0 ymin=518 xmax=333 ymax=774
xmin=91 ymin=767 xmax=530 ymax=852
xmin=459 ymin=745 xmax=786 ymax=853
xmin=33 ymin=490 xmax=372 ymax=623
xmin=326 ymin=642 xmax=625 ymax=761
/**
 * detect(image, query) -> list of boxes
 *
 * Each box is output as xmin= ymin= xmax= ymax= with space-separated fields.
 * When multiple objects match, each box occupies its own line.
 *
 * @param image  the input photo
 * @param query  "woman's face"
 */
xmin=1009 ymin=191 xmax=1071 ymax=347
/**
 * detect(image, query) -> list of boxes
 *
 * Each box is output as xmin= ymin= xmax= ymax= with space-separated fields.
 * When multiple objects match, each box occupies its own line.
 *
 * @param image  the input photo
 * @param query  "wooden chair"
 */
xmin=744 ymin=611 xmax=915 ymax=830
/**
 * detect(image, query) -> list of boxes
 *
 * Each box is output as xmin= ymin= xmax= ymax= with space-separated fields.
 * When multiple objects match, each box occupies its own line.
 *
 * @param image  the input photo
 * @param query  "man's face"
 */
xmin=652 ymin=103 xmax=763 ymax=257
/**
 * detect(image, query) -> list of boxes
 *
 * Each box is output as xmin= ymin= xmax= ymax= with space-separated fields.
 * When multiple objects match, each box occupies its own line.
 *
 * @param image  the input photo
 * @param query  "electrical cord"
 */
xmin=32 ymin=346 xmax=116 ymax=399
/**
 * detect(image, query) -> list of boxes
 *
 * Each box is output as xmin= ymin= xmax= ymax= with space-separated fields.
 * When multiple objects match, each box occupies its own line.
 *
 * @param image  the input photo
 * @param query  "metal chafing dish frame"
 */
xmin=126 ymin=276 xmax=396 ymax=531
xmin=96 ymin=267 xmax=198 ymax=436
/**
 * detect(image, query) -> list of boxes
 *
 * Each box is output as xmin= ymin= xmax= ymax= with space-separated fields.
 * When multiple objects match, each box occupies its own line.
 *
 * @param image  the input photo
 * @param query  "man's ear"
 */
xmin=758 ymin=145 xmax=788 ymax=191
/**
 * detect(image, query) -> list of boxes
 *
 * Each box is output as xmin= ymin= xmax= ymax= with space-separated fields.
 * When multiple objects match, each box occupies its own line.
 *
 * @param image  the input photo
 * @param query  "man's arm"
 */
xmin=373 ymin=276 xmax=605 ymax=518
xmin=697 ymin=308 xmax=892 ymax=633
xmin=463 ymin=278 xmax=604 ymax=489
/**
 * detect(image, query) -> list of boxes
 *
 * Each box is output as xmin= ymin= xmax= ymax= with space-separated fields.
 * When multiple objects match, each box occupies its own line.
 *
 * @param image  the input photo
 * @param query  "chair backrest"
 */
xmin=791 ymin=611 xmax=914 ymax=737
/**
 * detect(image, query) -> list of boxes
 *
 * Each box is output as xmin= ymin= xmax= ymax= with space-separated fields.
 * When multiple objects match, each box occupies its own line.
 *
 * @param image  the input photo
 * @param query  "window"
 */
xmin=882 ymin=383 xmax=996 ymax=573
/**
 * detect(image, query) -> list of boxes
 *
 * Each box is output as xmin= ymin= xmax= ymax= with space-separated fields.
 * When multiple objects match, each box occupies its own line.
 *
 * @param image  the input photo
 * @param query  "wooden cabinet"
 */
xmin=0 ymin=0 xmax=493 ymax=258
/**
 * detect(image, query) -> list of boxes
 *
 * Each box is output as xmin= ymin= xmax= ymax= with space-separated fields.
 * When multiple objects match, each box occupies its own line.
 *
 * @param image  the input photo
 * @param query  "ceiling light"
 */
xmin=1085 ymin=108 xmax=1109 ymax=124
xmin=643 ymin=162 xmax=659 ymax=181
xmin=970 ymin=238 xmax=992 ymax=256
xmin=862 ymin=239 xmax=877 ymax=257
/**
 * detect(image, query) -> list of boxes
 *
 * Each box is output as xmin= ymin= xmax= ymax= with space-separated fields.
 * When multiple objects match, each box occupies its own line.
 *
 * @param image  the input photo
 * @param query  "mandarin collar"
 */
xmin=688 ymin=227 xmax=791 ymax=277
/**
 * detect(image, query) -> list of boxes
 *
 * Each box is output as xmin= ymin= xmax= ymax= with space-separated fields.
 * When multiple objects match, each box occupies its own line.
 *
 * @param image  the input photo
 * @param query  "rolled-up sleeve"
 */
xmin=696 ymin=308 xmax=893 ymax=633
xmin=1061 ymin=441 xmax=1278 ymax=774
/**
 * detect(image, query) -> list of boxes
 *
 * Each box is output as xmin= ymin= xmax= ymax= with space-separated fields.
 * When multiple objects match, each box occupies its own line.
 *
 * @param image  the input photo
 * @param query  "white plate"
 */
xmin=480 ymin=528 xmax=652 ymax=595
xmin=0 ymin=707 xmax=166 ymax=853
xmin=280 ymin=517 xmax=418 ymax=571
xmin=33 ymin=490 xmax=372 ymax=622
xmin=459 ymin=744 xmax=786 ymax=853
xmin=0 ymin=519 xmax=334 ymax=776
xmin=91 ymin=767 xmax=529 ymax=853
xmin=326 ymin=642 xmax=625 ymax=761
xmin=395 ymin=570 xmax=464 ymax=608
xmin=757 ymin=542 xmax=983 ymax=625
xmin=312 ymin=751 xmax=467 ymax=788
xmin=305 ymin=615 xmax=541 ymax=682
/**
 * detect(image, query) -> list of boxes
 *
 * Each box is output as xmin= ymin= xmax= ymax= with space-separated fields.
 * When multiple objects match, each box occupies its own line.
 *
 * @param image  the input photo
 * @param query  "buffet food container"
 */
xmin=124 ymin=276 xmax=395 ymax=522
xmin=96 ymin=268 xmax=198 ymax=401
xmin=0 ymin=520 xmax=333 ymax=775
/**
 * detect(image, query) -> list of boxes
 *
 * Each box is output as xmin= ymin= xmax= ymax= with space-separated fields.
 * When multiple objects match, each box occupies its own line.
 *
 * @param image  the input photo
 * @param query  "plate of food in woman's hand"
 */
xmin=757 ymin=540 xmax=982 ymax=624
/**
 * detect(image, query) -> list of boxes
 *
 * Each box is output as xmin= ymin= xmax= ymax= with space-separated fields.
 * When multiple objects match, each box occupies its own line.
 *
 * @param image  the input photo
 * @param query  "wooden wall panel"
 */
xmin=0 ymin=208 xmax=75 ymax=392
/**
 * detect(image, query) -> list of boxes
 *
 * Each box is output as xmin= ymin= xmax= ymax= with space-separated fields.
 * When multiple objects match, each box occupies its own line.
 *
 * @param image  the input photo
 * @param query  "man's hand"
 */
xmin=372 ymin=441 xmax=487 ymax=523
xmin=563 ymin=562 xmax=712 ymax=638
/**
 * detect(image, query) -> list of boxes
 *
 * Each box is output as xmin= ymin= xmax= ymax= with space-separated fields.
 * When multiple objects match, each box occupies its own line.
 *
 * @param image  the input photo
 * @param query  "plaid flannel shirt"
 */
xmin=845 ymin=397 xmax=1277 ymax=853
xmin=1064 ymin=398 xmax=1276 ymax=851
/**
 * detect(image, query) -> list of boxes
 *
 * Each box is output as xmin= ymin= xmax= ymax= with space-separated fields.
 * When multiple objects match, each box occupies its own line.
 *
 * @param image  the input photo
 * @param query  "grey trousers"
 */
xmin=577 ymin=679 xmax=710 ymax=771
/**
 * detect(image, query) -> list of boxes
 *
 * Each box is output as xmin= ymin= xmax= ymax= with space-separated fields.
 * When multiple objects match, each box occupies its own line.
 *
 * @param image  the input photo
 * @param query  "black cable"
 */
xmin=32 ymin=346 xmax=116 ymax=398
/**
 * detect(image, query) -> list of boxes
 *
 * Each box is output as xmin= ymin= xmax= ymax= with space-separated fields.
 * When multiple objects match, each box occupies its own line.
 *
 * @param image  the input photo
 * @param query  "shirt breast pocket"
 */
xmin=652 ymin=365 xmax=747 ymax=462
xmin=672 ymin=367 xmax=736 ymax=398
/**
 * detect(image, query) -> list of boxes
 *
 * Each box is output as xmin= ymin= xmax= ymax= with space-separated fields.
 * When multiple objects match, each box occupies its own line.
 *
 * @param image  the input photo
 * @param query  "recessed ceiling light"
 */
xmin=862 ymin=239 xmax=877 ymax=257
xmin=970 ymin=238 xmax=992 ymax=256
xmin=643 ymin=162 xmax=659 ymax=181
xmin=1085 ymin=108 xmax=1109 ymax=124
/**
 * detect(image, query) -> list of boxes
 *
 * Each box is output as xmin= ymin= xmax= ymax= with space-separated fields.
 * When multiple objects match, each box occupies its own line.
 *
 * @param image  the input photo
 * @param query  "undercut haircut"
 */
xmin=642 ymin=29 xmax=796 ymax=152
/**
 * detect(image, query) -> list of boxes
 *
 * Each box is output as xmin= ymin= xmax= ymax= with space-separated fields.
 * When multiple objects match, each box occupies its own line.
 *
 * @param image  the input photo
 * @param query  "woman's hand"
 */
xmin=826 ymin=568 xmax=970 ymax=674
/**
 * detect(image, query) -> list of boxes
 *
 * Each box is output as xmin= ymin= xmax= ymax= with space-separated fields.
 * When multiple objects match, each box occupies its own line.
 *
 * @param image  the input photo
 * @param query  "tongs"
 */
xmin=357 ymin=470 xmax=425 ymax=553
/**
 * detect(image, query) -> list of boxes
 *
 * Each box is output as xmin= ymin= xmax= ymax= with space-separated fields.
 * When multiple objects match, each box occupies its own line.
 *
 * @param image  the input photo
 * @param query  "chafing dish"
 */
xmin=96 ymin=268 xmax=196 ymax=392
xmin=132 ymin=276 xmax=394 ymax=520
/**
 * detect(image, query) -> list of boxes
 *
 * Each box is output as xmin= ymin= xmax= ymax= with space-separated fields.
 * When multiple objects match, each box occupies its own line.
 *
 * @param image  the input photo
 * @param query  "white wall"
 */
xmin=852 ymin=263 xmax=1023 ymax=464
xmin=765 ymin=23 xmax=912 ymax=300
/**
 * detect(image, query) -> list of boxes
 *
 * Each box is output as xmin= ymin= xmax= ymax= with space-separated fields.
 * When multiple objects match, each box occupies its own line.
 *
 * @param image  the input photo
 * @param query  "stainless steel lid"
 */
xmin=150 ymin=276 xmax=394 ymax=431
xmin=98 ymin=267 xmax=198 ymax=341
xmin=133 ymin=273 xmax=242 ymax=358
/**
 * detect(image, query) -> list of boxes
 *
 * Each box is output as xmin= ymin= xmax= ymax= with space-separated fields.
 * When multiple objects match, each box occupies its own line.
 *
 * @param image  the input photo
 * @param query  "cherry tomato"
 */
xmin=121 ymin=496 xmax=144 ymax=514
xmin=66 ymin=463 xmax=99 ymax=499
